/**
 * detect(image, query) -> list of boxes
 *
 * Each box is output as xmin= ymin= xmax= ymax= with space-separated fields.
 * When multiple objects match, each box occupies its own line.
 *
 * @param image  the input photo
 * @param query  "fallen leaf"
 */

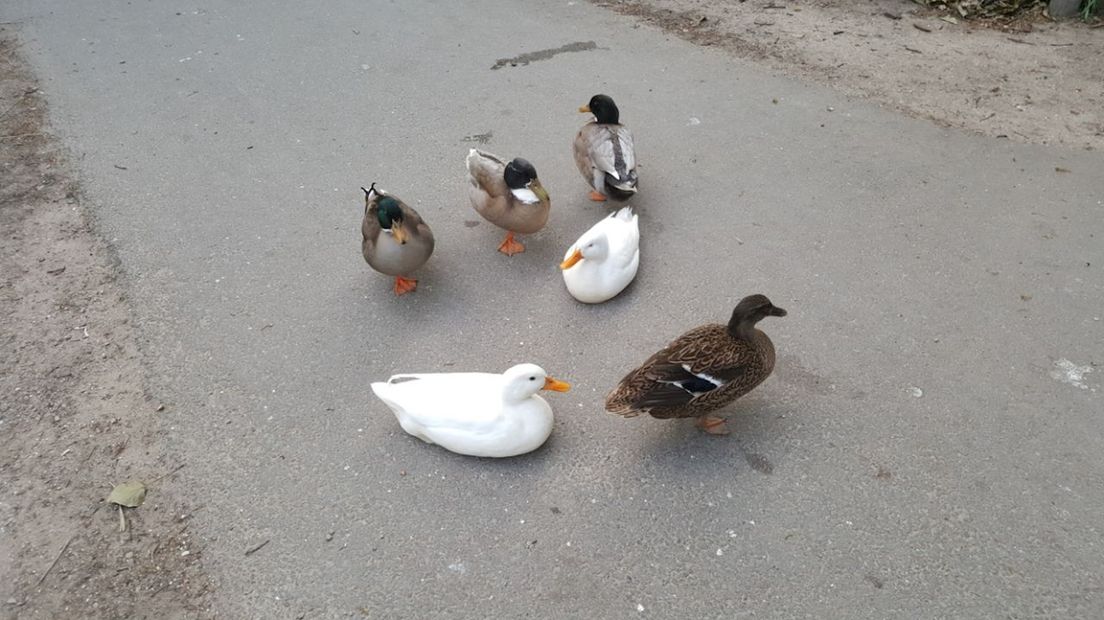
xmin=1055 ymin=167 xmax=1071 ymax=173
xmin=107 ymin=481 xmax=146 ymax=507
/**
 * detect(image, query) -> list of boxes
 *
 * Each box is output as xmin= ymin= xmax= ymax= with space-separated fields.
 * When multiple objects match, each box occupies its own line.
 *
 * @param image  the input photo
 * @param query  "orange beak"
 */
xmin=542 ymin=376 xmax=571 ymax=392
xmin=390 ymin=223 xmax=408 ymax=245
xmin=559 ymin=248 xmax=583 ymax=270
xmin=578 ymin=104 xmax=591 ymax=113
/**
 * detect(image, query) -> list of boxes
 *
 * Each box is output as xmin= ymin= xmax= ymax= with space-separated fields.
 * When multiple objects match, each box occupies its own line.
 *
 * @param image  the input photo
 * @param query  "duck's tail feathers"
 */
xmin=610 ymin=206 xmax=636 ymax=222
xmin=603 ymin=172 xmax=638 ymax=200
xmin=604 ymin=386 xmax=644 ymax=419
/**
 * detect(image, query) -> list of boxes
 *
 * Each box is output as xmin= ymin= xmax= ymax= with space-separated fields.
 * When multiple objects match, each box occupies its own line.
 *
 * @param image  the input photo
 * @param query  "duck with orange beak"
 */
xmin=574 ymin=94 xmax=638 ymax=202
xmin=560 ymin=206 xmax=639 ymax=303
xmin=360 ymin=184 xmax=435 ymax=295
xmin=466 ymin=149 xmax=551 ymax=256
xmin=371 ymin=364 xmax=571 ymax=457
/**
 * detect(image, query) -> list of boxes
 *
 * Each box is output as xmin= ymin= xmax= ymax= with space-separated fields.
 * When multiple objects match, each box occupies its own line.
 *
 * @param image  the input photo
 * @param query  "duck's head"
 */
xmin=501 ymin=363 xmax=570 ymax=403
xmin=559 ymin=232 xmax=610 ymax=270
xmin=370 ymin=191 xmax=409 ymax=245
xmin=727 ymin=294 xmax=787 ymax=334
xmin=579 ymin=94 xmax=620 ymax=124
xmin=504 ymin=158 xmax=549 ymax=204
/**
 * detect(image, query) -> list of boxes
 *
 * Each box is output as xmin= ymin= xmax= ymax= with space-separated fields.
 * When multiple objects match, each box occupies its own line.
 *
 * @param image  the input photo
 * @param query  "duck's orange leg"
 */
xmin=696 ymin=415 xmax=730 ymax=436
xmin=497 ymin=231 xmax=526 ymax=256
xmin=393 ymin=276 xmax=418 ymax=295
xmin=588 ymin=190 xmax=608 ymax=202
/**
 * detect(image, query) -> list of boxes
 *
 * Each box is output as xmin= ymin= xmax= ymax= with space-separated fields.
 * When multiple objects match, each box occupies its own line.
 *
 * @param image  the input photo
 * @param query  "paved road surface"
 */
xmin=6 ymin=0 xmax=1104 ymax=617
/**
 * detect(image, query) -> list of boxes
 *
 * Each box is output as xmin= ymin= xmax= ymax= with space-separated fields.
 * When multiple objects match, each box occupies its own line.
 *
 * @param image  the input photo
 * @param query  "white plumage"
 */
xmin=370 ymin=364 xmax=570 ymax=458
xmin=560 ymin=206 xmax=640 ymax=304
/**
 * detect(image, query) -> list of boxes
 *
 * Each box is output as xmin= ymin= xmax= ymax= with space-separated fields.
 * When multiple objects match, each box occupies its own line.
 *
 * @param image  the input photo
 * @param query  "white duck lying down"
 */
xmin=560 ymin=206 xmax=639 ymax=304
xmin=370 ymin=364 xmax=571 ymax=458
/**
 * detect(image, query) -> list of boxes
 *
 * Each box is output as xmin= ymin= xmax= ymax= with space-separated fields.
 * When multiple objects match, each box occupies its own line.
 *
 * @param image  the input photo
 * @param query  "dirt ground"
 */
xmin=1 ymin=2 xmax=1100 ymax=618
xmin=0 ymin=32 xmax=211 ymax=619
xmin=594 ymin=0 xmax=1104 ymax=150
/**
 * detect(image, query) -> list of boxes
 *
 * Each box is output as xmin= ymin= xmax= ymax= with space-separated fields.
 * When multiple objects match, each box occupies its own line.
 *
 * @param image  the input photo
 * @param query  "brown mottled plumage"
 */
xmin=605 ymin=295 xmax=786 ymax=430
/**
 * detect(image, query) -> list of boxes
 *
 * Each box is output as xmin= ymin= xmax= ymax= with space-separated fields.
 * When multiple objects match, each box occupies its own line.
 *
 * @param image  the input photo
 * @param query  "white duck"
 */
xmin=559 ymin=206 xmax=640 ymax=303
xmin=370 ymin=363 xmax=571 ymax=458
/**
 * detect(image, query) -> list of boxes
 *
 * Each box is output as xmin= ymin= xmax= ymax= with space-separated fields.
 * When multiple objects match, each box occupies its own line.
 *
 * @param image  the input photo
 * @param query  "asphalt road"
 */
xmin=7 ymin=1 xmax=1104 ymax=617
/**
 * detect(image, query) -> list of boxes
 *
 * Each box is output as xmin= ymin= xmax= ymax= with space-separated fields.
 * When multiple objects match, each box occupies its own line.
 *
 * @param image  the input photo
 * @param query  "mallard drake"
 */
xmin=360 ymin=184 xmax=435 ymax=295
xmin=574 ymin=94 xmax=638 ymax=202
xmin=466 ymin=149 xmax=551 ymax=256
xmin=371 ymin=363 xmax=571 ymax=458
xmin=605 ymin=295 xmax=786 ymax=435
xmin=560 ymin=206 xmax=640 ymax=303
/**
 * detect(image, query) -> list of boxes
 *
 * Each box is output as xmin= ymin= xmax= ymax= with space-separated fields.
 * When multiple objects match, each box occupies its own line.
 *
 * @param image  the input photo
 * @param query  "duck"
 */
xmin=574 ymin=94 xmax=638 ymax=202
xmin=604 ymin=295 xmax=787 ymax=435
xmin=370 ymin=363 xmax=571 ymax=458
xmin=560 ymin=206 xmax=640 ymax=303
xmin=465 ymin=149 xmax=551 ymax=256
xmin=360 ymin=184 xmax=435 ymax=295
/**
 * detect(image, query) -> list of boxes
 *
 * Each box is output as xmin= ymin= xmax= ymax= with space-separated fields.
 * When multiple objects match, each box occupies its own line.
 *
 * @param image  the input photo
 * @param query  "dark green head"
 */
xmin=581 ymin=94 xmax=620 ymax=124
xmin=375 ymin=196 xmax=404 ymax=231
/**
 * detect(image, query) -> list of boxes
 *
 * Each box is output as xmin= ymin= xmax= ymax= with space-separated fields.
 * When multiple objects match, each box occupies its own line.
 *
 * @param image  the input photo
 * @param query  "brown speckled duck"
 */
xmin=605 ymin=295 xmax=787 ymax=435
xmin=360 ymin=184 xmax=435 ymax=295
xmin=574 ymin=94 xmax=637 ymax=202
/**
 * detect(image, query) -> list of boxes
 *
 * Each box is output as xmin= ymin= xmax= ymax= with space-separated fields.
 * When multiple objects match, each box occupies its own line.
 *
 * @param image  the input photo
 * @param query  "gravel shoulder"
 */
xmin=594 ymin=0 xmax=1103 ymax=150
xmin=0 ymin=31 xmax=210 ymax=620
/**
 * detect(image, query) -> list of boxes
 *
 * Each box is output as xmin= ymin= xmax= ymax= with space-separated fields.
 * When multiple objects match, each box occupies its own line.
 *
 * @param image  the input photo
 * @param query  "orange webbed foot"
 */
xmin=393 ymin=276 xmax=418 ymax=295
xmin=497 ymin=232 xmax=526 ymax=256
xmin=588 ymin=190 xmax=608 ymax=202
xmin=695 ymin=415 xmax=730 ymax=436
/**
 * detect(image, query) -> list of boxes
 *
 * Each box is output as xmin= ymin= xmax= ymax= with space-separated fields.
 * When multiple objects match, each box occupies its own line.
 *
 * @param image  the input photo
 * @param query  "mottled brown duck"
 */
xmin=605 ymin=295 xmax=787 ymax=435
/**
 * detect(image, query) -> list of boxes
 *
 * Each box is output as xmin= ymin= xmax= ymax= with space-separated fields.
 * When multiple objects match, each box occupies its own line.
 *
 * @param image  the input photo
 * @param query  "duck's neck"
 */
xmin=728 ymin=319 xmax=759 ymax=342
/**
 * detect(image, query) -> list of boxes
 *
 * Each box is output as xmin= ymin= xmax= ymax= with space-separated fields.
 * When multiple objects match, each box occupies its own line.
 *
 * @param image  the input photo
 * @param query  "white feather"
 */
xmin=681 ymin=364 xmax=725 ymax=388
xmin=511 ymin=187 xmax=541 ymax=204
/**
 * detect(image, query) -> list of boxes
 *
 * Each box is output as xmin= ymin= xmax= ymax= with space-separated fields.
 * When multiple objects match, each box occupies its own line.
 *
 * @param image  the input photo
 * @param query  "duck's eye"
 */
xmin=529 ymin=376 xmax=536 ymax=381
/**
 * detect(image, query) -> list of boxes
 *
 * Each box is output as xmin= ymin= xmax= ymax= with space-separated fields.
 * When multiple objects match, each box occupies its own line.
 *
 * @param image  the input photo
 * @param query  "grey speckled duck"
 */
xmin=605 ymin=295 xmax=787 ymax=435
xmin=360 ymin=184 xmax=435 ymax=295
xmin=574 ymin=94 xmax=637 ymax=202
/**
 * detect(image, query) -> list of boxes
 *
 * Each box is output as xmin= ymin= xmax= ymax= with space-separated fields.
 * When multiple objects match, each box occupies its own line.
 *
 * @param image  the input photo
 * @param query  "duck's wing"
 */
xmin=606 ymin=207 xmax=639 ymax=270
xmin=581 ymin=124 xmax=635 ymax=181
xmin=372 ymin=372 xmax=504 ymax=429
xmin=361 ymin=202 xmax=382 ymax=255
xmin=605 ymin=325 xmax=760 ymax=415
xmin=465 ymin=149 xmax=508 ymax=197
xmin=399 ymin=202 xmax=435 ymax=253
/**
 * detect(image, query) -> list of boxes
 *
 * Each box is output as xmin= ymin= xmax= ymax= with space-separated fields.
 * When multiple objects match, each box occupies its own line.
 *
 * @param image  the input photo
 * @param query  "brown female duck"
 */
xmin=605 ymin=295 xmax=787 ymax=435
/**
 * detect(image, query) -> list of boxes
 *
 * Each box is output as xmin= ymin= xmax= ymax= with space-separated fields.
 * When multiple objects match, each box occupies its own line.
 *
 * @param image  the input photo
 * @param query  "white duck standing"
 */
xmin=370 ymin=364 xmax=571 ymax=458
xmin=560 ymin=206 xmax=640 ymax=303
